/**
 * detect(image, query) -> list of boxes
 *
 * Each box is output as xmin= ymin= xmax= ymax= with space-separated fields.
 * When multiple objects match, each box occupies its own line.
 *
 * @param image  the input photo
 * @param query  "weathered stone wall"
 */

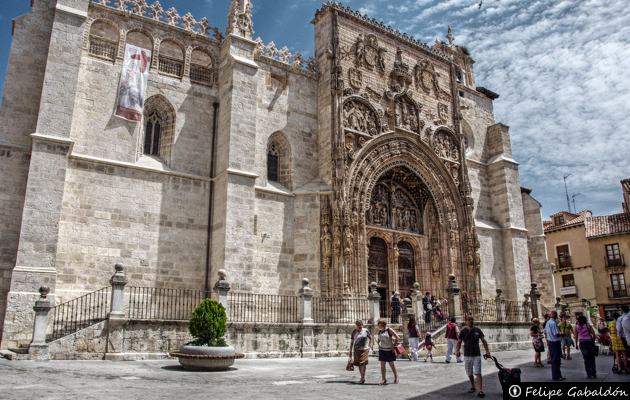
xmin=54 ymin=159 xmax=210 ymax=301
xmin=46 ymin=319 xmax=530 ymax=360
xmin=521 ymin=190 xmax=553 ymax=305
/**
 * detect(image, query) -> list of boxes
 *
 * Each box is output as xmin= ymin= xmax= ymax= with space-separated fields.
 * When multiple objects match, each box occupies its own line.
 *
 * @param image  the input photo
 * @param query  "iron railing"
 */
xmin=88 ymin=35 xmax=117 ymax=61
xmin=47 ymin=287 xmax=110 ymax=342
xmin=313 ymin=297 xmax=370 ymax=323
xmin=605 ymin=254 xmax=626 ymax=268
xmin=608 ymin=285 xmax=629 ymax=299
xmin=504 ymin=300 xmax=530 ymax=322
xmin=228 ymin=292 xmax=299 ymax=323
xmin=158 ymin=55 xmax=184 ymax=77
xmin=127 ymin=287 xmax=205 ymax=320
xmin=190 ymin=63 xmax=213 ymax=85
xmin=555 ymin=256 xmax=572 ymax=269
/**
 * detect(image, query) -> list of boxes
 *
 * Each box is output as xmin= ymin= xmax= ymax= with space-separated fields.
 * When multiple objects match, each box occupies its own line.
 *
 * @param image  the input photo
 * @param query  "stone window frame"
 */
xmin=85 ymin=18 xmax=120 ymax=63
xmin=266 ymin=132 xmax=292 ymax=190
xmin=157 ymin=37 xmax=186 ymax=79
xmin=141 ymin=95 xmax=176 ymax=165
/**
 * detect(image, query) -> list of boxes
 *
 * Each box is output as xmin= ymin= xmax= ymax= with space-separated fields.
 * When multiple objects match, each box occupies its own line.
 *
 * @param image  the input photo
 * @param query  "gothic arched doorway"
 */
xmin=397 ymin=241 xmax=415 ymax=298
xmin=368 ymin=236 xmax=388 ymax=299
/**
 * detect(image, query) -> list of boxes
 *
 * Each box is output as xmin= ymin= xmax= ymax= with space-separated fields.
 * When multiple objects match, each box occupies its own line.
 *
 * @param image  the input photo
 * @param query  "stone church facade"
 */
xmin=0 ymin=0 xmax=547 ymax=348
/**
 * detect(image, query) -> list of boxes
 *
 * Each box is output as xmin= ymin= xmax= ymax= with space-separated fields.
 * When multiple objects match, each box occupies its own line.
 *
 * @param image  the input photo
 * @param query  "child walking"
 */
xmin=420 ymin=331 xmax=434 ymax=362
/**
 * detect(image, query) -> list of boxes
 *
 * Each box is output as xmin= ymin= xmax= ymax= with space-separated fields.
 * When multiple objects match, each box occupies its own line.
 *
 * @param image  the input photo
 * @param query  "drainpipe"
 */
xmin=204 ymin=102 xmax=220 ymax=297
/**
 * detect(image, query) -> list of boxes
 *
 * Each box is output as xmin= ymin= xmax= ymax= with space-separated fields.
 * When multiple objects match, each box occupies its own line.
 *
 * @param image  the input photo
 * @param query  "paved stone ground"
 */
xmin=0 ymin=350 xmax=627 ymax=400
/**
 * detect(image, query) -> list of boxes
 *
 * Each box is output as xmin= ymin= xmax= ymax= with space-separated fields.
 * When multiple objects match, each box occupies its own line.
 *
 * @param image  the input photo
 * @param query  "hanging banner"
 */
xmin=115 ymin=44 xmax=151 ymax=122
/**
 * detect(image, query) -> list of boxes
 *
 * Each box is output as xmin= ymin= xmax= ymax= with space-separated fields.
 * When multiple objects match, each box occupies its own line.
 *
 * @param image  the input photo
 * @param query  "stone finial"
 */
xmin=116 ymin=0 xmax=127 ymax=11
xmin=299 ymin=277 xmax=313 ymax=297
xmin=182 ymin=12 xmax=196 ymax=32
xmin=131 ymin=0 xmax=148 ymax=15
xmin=413 ymin=282 xmax=420 ymax=290
xmin=227 ymin=0 xmax=254 ymax=39
xmin=150 ymin=1 xmax=164 ymax=20
xmin=39 ymin=286 xmax=50 ymax=299
xmin=166 ymin=7 xmax=180 ymax=26
xmin=495 ymin=288 xmax=503 ymax=297
xmin=302 ymin=277 xmax=310 ymax=288
xmin=218 ymin=269 xmax=227 ymax=280
xmin=370 ymin=281 xmax=378 ymax=293
xmin=95 ymin=0 xmax=108 ymax=5
xmin=279 ymin=46 xmax=290 ymax=63
xmin=198 ymin=17 xmax=209 ymax=35
xmin=214 ymin=269 xmax=230 ymax=292
xmin=110 ymin=263 xmax=128 ymax=286
xmin=446 ymin=25 xmax=455 ymax=45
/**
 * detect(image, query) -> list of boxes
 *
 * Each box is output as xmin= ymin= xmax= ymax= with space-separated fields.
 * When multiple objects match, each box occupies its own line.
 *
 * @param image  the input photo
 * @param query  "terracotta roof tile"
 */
xmin=544 ymin=211 xmax=591 ymax=233
xmin=585 ymin=212 xmax=630 ymax=238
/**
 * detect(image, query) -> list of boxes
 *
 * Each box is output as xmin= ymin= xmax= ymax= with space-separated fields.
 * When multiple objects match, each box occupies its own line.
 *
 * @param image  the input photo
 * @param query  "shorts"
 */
xmin=378 ymin=349 xmax=397 ymax=362
xmin=464 ymin=356 xmax=482 ymax=376
xmin=561 ymin=337 xmax=573 ymax=347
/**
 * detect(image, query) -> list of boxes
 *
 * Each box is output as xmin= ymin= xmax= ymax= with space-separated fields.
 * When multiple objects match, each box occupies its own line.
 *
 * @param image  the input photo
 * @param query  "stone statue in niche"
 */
xmin=414 ymin=59 xmax=441 ymax=97
xmin=394 ymin=95 xmax=423 ymax=134
xmin=354 ymin=33 xmax=386 ymax=74
xmin=431 ymin=247 xmax=440 ymax=274
xmin=345 ymin=133 xmax=355 ymax=160
xmin=343 ymin=226 xmax=354 ymax=258
xmin=343 ymin=99 xmax=379 ymax=136
xmin=387 ymin=48 xmax=412 ymax=98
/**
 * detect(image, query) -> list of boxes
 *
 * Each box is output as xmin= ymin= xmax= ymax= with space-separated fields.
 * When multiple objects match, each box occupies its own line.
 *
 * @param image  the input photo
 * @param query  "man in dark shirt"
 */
xmin=456 ymin=316 xmax=491 ymax=398
xmin=422 ymin=292 xmax=431 ymax=323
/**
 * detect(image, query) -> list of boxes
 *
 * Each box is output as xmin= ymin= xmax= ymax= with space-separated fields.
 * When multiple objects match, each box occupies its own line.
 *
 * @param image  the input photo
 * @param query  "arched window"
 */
xmin=266 ymin=132 xmax=291 ymax=189
xmin=142 ymin=95 xmax=175 ymax=163
xmin=455 ymin=66 xmax=464 ymax=84
xmin=144 ymin=111 xmax=162 ymax=156
xmin=88 ymin=20 xmax=119 ymax=61
xmin=158 ymin=39 xmax=184 ymax=78
xmin=190 ymin=48 xmax=214 ymax=86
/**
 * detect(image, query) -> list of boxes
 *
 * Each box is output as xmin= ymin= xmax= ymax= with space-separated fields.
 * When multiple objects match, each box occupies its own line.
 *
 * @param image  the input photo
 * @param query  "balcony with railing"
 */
xmin=608 ymin=285 xmax=629 ymax=299
xmin=190 ymin=64 xmax=213 ymax=86
xmin=88 ymin=35 xmax=117 ymax=61
xmin=605 ymin=254 xmax=626 ymax=268
xmin=158 ymin=55 xmax=184 ymax=78
xmin=555 ymin=256 xmax=573 ymax=269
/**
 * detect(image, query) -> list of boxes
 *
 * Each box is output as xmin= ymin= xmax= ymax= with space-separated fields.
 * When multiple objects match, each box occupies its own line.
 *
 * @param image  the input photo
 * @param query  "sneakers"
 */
xmin=445 ymin=360 xmax=451 ymax=363
xmin=457 ymin=359 xmax=463 ymax=363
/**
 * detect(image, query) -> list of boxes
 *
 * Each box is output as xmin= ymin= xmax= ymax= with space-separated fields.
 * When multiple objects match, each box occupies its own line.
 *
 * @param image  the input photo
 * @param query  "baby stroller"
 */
xmin=484 ymin=354 xmax=521 ymax=390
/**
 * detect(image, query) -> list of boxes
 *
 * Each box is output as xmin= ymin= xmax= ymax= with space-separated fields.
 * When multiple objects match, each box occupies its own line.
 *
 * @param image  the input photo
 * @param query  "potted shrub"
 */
xmin=170 ymin=298 xmax=243 ymax=370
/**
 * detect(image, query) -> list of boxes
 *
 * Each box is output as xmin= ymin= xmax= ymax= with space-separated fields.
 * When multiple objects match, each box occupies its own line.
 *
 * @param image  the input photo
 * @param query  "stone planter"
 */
xmin=170 ymin=345 xmax=244 ymax=371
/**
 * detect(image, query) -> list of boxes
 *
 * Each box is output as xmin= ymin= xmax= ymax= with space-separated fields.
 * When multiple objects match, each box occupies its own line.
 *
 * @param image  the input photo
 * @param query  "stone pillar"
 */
xmin=368 ymin=282 xmax=381 ymax=324
xmin=299 ymin=278 xmax=315 ymax=358
xmin=109 ymin=263 xmax=128 ymax=319
xmin=400 ymin=298 xmax=413 ymax=354
xmin=522 ymin=293 xmax=532 ymax=322
xmin=28 ymin=286 xmax=52 ymax=360
xmin=495 ymin=289 xmax=505 ymax=322
xmin=412 ymin=282 xmax=422 ymax=319
xmin=447 ymin=274 xmax=463 ymax=321
xmin=530 ymin=282 xmax=543 ymax=319
xmin=213 ymin=269 xmax=231 ymax=317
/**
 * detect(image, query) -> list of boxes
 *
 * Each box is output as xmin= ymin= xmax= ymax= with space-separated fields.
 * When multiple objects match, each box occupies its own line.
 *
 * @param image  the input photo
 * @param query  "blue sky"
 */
xmin=0 ymin=0 xmax=628 ymax=219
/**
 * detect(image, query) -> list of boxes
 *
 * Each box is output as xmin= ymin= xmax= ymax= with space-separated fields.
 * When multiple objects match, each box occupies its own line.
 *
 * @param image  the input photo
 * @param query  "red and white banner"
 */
xmin=115 ymin=44 xmax=151 ymax=122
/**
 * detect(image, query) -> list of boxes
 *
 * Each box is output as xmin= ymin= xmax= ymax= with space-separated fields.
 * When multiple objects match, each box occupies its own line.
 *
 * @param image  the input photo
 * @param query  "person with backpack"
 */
xmin=445 ymin=317 xmax=462 ymax=363
xmin=574 ymin=315 xmax=598 ymax=378
xmin=407 ymin=315 xmax=421 ymax=361
xmin=376 ymin=319 xmax=400 ymax=385
xmin=530 ymin=317 xmax=545 ymax=367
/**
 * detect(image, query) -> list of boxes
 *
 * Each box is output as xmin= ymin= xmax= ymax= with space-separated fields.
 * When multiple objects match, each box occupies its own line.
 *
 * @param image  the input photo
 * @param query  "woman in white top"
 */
xmin=377 ymin=319 xmax=400 ymax=385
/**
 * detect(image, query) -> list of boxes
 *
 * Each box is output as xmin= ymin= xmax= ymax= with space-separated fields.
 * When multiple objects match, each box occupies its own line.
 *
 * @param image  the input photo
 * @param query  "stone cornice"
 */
xmin=314 ymin=1 xmax=451 ymax=64
xmin=30 ymin=133 xmax=75 ymax=154
xmin=56 ymin=3 xmax=88 ymax=19
xmin=213 ymin=167 xmax=259 ymax=181
xmin=0 ymin=141 xmax=31 ymax=152
xmin=254 ymin=185 xmax=295 ymax=198
xmin=70 ymin=153 xmax=211 ymax=182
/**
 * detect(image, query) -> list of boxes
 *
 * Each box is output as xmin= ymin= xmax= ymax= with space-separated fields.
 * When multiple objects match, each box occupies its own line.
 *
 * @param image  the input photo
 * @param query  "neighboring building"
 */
xmin=0 ymin=0 xmax=548 ymax=349
xmin=585 ymin=212 xmax=630 ymax=319
xmin=622 ymin=179 xmax=630 ymax=213
xmin=521 ymin=187 xmax=553 ymax=305
xmin=544 ymin=210 xmax=594 ymax=309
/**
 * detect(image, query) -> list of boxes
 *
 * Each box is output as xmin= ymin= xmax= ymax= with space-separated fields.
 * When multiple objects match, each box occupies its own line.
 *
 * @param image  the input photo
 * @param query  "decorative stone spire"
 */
xmin=227 ymin=0 xmax=254 ymax=40
xmin=446 ymin=25 xmax=455 ymax=46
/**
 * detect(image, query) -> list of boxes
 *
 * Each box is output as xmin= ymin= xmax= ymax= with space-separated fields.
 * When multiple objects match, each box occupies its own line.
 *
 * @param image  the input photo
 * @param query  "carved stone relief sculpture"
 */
xmin=354 ymin=33 xmax=386 ymax=74
xmin=437 ymin=103 xmax=449 ymax=125
xmin=386 ymin=48 xmax=412 ymax=98
xmin=348 ymin=68 xmax=363 ymax=90
xmin=432 ymin=130 xmax=459 ymax=161
xmin=414 ymin=59 xmax=440 ymax=97
xmin=343 ymin=98 xmax=380 ymax=136
xmin=394 ymin=94 xmax=423 ymax=134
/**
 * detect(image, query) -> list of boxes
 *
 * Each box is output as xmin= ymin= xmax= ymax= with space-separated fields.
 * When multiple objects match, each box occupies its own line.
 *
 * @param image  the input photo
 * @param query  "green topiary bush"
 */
xmin=188 ymin=298 xmax=227 ymax=347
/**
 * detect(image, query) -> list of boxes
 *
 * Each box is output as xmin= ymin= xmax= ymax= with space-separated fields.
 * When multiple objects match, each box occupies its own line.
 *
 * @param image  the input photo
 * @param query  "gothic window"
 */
xmin=190 ymin=48 xmax=214 ymax=86
xmin=266 ymin=132 xmax=292 ymax=189
xmin=158 ymin=40 xmax=184 ymax=78
xmin=142 ymin=95 xmax=175 ymax=164
xmin=88 ymin=20 xmax=119 ymax=62
xmin=143 ymin=112 xmax=161 ymax=156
